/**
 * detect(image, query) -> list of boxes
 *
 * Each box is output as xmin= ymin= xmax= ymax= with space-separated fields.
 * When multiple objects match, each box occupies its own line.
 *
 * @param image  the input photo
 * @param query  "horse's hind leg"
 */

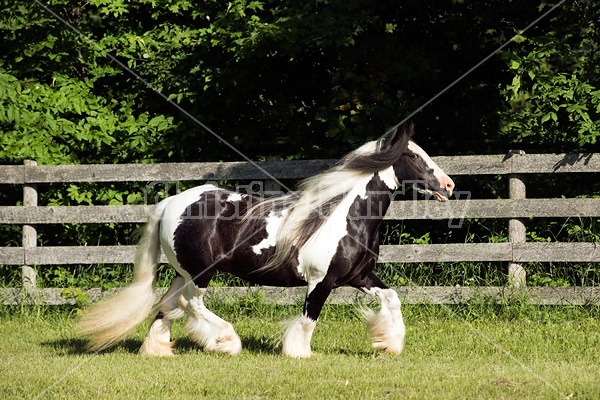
xmin=179 ymin=282 xmax=242 ymax=355
xmin=140 ymin=275 xmax=186 ymax=356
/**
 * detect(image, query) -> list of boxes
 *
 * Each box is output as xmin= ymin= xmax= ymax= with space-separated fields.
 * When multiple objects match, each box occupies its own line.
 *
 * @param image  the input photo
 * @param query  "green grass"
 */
xmin=1 ymin=302 xmax=599 ymax=399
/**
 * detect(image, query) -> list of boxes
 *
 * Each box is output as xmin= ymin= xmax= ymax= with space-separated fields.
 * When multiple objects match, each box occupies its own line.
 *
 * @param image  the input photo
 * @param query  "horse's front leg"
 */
xmin=282 ymin=280 xmax=333 ymax=358
xmin=354 ymin=272 xmax=406 ymax=354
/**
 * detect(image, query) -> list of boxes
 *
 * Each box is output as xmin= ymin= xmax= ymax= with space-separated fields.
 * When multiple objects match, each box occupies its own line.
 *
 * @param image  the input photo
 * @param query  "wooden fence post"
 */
xmin=22 ymin=160 xmax=37 ymax=289
xmin=508 ymin=151 xmax=526 ymax=287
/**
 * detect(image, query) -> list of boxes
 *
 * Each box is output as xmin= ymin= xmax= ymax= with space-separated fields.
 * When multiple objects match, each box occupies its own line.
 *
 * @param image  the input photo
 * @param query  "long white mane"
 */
xmin=278 ymin=141 xmax=378 ymax=240
xmin=253 ymin=140 xmax=387 ymax=271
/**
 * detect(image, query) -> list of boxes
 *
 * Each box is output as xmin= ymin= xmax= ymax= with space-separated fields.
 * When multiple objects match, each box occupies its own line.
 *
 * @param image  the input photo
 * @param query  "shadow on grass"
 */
xmin=42 ymin=336 xmax=379 ymax=359
xmin=331 ymin=346 xmax=378 ymax=357
xmin=41 ymin=338 xmax=89 ymax=355
xmin=242 ymin=335 xmax=280 ymax=354
xmin=41 ymin=338 xmax=143 ymax=356
xmin=174 ymin=335 xmax=280 ymax=355
xmin=43 ymin=334 xmax=282 ymax=356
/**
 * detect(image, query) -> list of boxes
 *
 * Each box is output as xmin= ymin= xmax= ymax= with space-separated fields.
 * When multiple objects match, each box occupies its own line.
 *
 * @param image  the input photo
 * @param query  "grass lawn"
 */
xmin=0 ymin=301 xmax=598 ymax=399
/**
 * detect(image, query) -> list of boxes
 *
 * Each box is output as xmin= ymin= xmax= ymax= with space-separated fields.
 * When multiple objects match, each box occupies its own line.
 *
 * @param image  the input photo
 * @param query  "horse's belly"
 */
xmin=231 ymin=266 xmax=307 ymax=287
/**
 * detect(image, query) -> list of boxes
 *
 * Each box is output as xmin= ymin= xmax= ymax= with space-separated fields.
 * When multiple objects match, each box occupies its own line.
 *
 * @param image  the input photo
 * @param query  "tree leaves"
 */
xmin=499 ymin=1 xmax=600 ymax=152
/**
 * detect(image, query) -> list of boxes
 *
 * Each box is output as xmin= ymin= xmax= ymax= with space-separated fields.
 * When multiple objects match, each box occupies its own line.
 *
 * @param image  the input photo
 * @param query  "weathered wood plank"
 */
xmin=513 ymin=242 xmax=600 ymax=262
xmin=9 ymin=244 xmax=512 ymax=265
xmin=0 ymin=288 xmax=104 ymax=306
xmin=22 ymin=160 xmax=338 ymax=183
xmin=0 ymin=205 xmax=154 ymax=224
xmin=2 ymin=198 xmax=598 ymax=225
xmin=380 ymin=242 xmax=600 ymax=263
xmin=386 ymin=286 xmax=600 ymax=305
xmin=385 ymin=198 xmax=600 ymax=220
xmin=201 ymin=286 xmax=530 ymax=305
xmin=3 ymin=241 xmax=598 ymax=265
xmin=3 ymin=286 xmax=598 ymax=306
xmin=513 ymin=153 xmax=600 ymax=174
xmin=5 ymin=156 xmax=500 ymax=185
xmin=379 ymin=243 xmax=512 ymax=262
xmin=521 ymin=286 xmax=600 ymax=305
xmin=433 ymin=155 xmax=511 ymax=175
xmin=24 ymin=246 xmax=139 ymax=265
xmin=503 ymin=198 xmax=600 ymax=218
xmin=0 ymin=248 xmax=24 ymax=264
xmin=0 ymin=165 xmax=24 ymax=184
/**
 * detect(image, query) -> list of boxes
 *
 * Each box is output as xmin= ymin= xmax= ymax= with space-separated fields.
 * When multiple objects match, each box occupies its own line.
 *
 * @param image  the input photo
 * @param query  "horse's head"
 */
xmin=383 ymin=122 xmax=455 ymax=201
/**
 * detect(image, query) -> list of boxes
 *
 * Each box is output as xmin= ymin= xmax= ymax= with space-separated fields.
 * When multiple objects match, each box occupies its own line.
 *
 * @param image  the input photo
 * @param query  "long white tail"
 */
xmin=77 ymin=205 xmax=165 ymax=352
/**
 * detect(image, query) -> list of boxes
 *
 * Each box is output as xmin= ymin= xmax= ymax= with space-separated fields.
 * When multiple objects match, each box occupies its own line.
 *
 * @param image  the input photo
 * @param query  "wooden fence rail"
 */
xmin=1 ymin=152 xmax=600 ymax=305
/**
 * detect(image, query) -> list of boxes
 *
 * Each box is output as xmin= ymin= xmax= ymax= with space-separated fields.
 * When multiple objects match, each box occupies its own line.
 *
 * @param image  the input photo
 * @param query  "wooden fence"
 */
xmin=1 ymin=151 xmax=599 ymax=305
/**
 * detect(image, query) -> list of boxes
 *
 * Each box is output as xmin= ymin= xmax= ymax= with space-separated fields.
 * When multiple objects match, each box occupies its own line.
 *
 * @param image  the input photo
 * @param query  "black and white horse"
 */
xmin=78 ymin=123 xmax=454 ymax=358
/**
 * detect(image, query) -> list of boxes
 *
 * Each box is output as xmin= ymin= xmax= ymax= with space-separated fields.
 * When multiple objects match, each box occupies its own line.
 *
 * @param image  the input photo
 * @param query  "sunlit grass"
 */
xmin=1 ymin=302 xmax=598 ymax=399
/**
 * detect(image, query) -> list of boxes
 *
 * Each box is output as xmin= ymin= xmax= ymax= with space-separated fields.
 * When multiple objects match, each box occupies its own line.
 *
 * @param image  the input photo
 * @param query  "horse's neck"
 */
xmin=350 ymin=173 xmax=394 ymax=221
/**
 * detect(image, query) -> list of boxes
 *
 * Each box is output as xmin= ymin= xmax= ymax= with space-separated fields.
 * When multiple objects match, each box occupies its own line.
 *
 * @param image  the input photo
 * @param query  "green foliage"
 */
xmin=60 ymin=287 xmax=91 ymax=306
xmin=0 ymin=265 xmax=21 ymax=287
xmin=0 ymin=70 xmax=178 ymax=165
xmin=2 ymin=0 xmax=598 ymax=162
xmin=499 ymin=1 xmax=600 ymax=151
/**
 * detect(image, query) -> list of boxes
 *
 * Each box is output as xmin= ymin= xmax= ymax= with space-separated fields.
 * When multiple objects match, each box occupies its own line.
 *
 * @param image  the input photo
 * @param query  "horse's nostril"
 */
xmin=443 ymin=179 xmax=455 ymax=196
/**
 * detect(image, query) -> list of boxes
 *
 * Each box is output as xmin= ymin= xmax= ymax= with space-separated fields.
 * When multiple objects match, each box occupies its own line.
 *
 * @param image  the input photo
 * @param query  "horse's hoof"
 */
xmin=207 ymin=334 xmax=242 ymax=355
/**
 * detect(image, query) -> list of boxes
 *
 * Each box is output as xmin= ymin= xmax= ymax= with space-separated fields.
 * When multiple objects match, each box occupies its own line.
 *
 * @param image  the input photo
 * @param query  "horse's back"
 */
xmin=155 ymin=184 xmax=302 ymax=285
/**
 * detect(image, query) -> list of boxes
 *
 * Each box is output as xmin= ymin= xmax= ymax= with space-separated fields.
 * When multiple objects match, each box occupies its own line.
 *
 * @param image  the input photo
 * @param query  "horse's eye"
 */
xmin=410 ymin=153 xmax=418 ymax=160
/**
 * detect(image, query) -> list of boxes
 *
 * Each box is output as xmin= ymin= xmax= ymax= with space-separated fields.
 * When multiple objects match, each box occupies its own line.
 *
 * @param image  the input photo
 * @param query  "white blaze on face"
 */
xmin=407 ymin=141 xmax=454 ymax=197
xmin=252 ymin=210 xmax=288 ymax=255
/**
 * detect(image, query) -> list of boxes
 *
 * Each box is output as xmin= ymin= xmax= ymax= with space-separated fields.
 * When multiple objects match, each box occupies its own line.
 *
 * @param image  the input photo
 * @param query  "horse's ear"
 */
xmin=389 ymin=121 xmax=413 ymax=149
xmin=380 ymin=125 xmax=399 ymax=150
xmin=399 ymin=121 xmax=415 ymax=147
xmin=379 ymin=122 xmax=413 ymax=151
xmin=402 ymin=121 xmax=415 ymax=139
